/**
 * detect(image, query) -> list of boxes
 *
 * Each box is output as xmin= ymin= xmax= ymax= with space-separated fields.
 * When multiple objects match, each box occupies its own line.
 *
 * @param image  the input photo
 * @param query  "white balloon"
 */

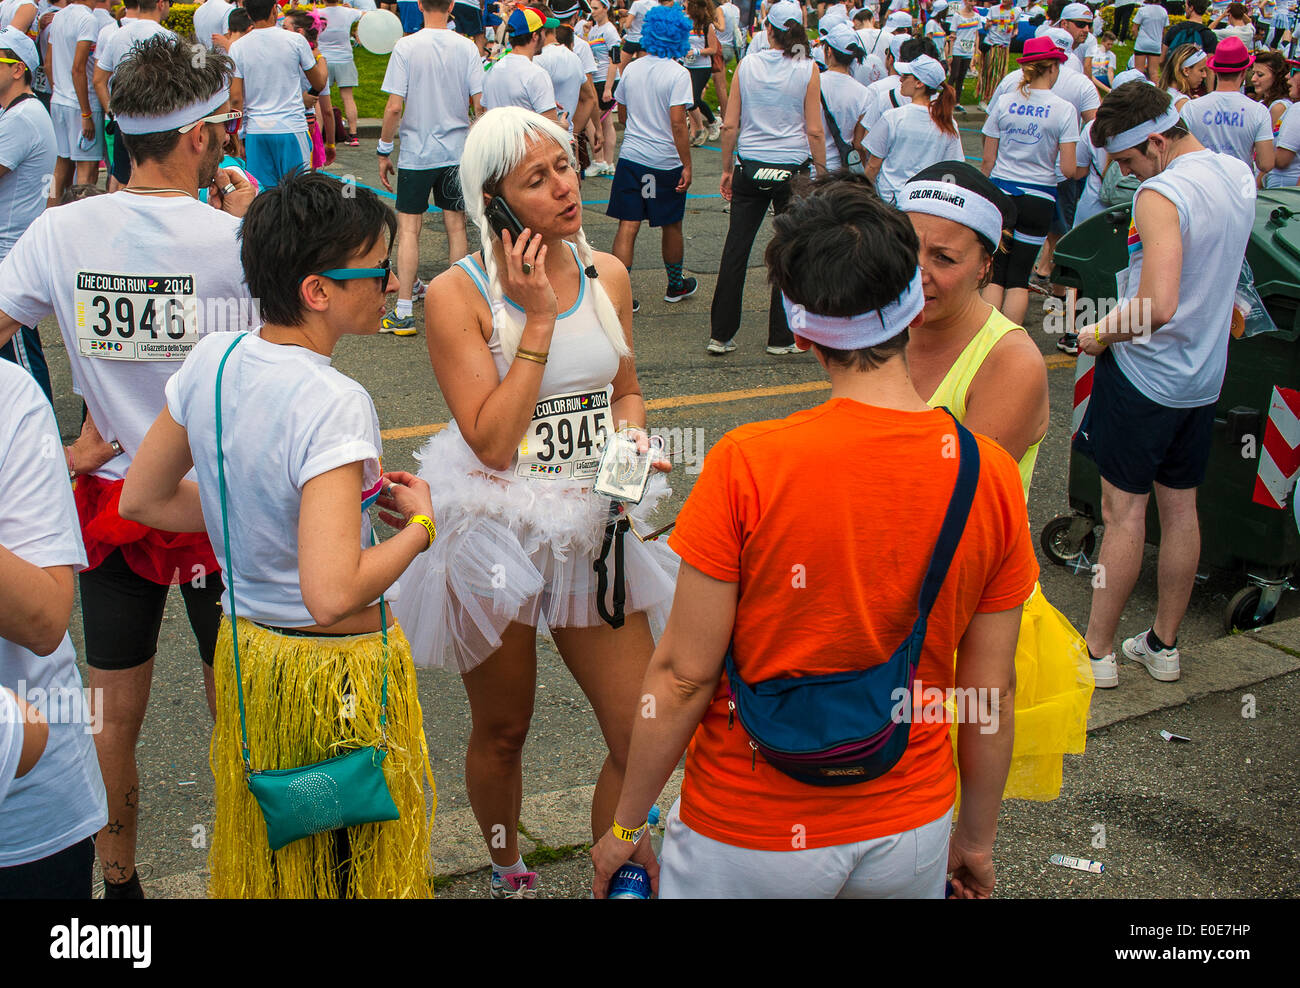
xmin=357 ymin=9 xmax=404 ymax=55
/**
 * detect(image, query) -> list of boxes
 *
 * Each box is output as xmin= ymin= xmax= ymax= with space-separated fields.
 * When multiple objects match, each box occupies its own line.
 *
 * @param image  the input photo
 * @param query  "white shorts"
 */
xmin=51 ymin=102 xmax=105 ymax=162
xmin=327 ymin=58 xmax=359 ymax=88
xmin=658 ymin=798 xmax=954 ymax=899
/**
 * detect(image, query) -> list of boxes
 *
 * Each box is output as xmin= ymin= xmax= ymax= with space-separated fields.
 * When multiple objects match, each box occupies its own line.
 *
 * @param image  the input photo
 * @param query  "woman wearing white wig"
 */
xmin=394 ymin=106 xmax=678 ymax=898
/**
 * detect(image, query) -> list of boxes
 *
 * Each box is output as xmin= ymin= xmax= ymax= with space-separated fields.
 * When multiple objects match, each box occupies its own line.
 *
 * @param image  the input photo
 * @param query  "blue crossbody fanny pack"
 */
xmin=723 ymin=415 xmax=980 ymax=787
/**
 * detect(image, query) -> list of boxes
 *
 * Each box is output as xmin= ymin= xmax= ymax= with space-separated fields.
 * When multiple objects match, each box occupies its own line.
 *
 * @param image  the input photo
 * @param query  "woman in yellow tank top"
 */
xmin=899 ymin=162 xmax=1094 ymax=802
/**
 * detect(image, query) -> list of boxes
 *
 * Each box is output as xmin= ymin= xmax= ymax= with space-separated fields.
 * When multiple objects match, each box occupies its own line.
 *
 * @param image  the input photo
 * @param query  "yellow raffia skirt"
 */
xmin=209 ymin=617 xmax=436 ymax=898
xmin=952 ymin=584 xmax=1094 ymax=803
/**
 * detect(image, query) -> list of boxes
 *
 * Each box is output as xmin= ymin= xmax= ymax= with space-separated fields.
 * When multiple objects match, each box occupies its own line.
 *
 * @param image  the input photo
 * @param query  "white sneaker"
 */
xmin=706 ymin=338 xmax=737 ymax=354
xmin=766 ymin=343 xmax=803 ymax=355
xmin=1123 ymin=630 xmax=1181 ymax=682
xmin=490 ymin=871 xmax=539 ymax=899
xmin=601 ymin=161 xmax=617 ymax=175
xmin=1090 ymin=652 xmax=1118 ymax=689
xmin=707 ymin=120 xmax=721 ymax=141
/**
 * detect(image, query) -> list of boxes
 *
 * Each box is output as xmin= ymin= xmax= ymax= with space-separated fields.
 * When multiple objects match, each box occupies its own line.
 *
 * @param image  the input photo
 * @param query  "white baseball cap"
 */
xmin=1061 ymin=3 xmax=1093 ymax=21
xmin=766 ymin=0 xmax=802 ymax=29
xmin=896 ymin=53 xmax=945 ymax=90
xmin=885 ymin=11 xmax=913 ymax=31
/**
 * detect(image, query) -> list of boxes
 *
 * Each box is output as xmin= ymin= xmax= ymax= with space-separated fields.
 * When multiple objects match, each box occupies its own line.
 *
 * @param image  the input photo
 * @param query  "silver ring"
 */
xmin=220 ymin=183 xmax=236 ymax=196
xmin=521 ymin=261 xmax=533 ymax=275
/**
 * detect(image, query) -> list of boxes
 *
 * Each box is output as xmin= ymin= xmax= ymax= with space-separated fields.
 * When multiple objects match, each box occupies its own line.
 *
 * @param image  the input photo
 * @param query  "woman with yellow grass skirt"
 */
xmin=899 ymin=162 xmax=1093 ymax=804
xmin=119 ymin=174 xmax=437 ymax=897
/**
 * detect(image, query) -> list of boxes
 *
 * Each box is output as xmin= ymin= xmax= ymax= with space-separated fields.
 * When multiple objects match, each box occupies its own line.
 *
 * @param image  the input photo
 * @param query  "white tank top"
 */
xmin=455 ymin=242 xmax=621 ymax=398
xmin=737 ymin=47 xmax=815 ymax=164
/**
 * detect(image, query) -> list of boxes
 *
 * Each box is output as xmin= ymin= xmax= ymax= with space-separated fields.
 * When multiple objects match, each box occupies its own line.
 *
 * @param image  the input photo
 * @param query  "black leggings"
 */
xmin=949 ymin=56 xmax=972 ymax=92
xmin=689 ymin=66 xmax=716 ymax=124
xmin=992 ymin=193 xmax=1056 ymax=290
xmin=1113 ymin=4 xmax=1135 ymax=41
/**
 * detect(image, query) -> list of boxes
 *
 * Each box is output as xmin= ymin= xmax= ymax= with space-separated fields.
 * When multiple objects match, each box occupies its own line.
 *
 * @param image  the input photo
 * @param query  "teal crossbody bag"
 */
xmin=215 ymin=334 xmax=399 ymax=852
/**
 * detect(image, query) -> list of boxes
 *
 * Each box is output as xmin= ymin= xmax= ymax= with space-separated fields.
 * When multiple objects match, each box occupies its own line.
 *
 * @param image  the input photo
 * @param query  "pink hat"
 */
xmin=1019 ymin=36 xmax=1067 ymax=63
xmin=1206 ymin=36 xmax=1255 ymax=74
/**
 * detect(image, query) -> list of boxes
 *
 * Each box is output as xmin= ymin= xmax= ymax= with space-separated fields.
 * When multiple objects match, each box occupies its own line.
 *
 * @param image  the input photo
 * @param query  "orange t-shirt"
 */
xmin=668 ymin=398 xmax=1038 ymax=852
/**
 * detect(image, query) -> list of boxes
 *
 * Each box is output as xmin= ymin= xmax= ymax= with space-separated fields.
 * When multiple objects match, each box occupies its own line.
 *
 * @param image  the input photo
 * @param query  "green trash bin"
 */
xmin=1042 ymin=188 xmax=1300 ymax=632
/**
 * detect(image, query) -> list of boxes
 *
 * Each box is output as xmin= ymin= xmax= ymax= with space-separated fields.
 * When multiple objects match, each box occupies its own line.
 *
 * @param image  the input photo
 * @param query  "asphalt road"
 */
xmin=32 ymin=119 xmax=1300 ymax=897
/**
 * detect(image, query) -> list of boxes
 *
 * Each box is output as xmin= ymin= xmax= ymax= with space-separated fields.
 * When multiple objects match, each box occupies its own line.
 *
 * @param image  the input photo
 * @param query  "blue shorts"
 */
xmin=398 ymin=1 xmax=424 ymax=34
xmin=1071 ymin=348 xmax=1216 ymax=494
xmin=243 ymin=131 xmax=311 ymax=189
xmin=452 ymin=2 xmax=483 ymax=36
xmin=606 ymin=158 xmax=686 ymax=227
xmin=1052 ymin=176 xmax=1084 ymax=236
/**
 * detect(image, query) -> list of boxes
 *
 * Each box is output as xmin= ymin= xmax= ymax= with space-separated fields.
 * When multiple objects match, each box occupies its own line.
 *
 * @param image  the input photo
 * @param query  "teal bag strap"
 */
xmin=213 ymin=334 xmax=389 ymax=777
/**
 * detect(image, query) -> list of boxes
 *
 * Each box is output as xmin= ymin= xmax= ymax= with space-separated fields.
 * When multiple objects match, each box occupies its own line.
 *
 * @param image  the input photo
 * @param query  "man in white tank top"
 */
xmin=1074 ymin=81 xmax=1255 ymax=690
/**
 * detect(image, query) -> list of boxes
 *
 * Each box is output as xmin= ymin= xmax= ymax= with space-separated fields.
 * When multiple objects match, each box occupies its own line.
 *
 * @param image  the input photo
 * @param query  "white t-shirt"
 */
xmin=949 ymin=9 xmax=985 ymax=59
xmin=381 ymin=27 xmax=484 ymax=170
xmin=866 ymin=102 xmax=964 ymax=203
xmin=1072 ymin=118 xmax=1107 ymax=227
xmin=230 ymin=26 xmax=318 ymax=135
xmin=856 ymin=26 xmax=884 ymax=59
xmin=861 ymin=74 xmax=903 ymax=131
xmin=165 ymin=332 xmax=390 ymax=627
xmin=615 ymin=52 xmax=693 ymax=170
xmin=683 ymin=24 xmax=710 ymax=69
xmin=0 ymin=687 xmax=19 ymax=812
xmin=719 ymin=2 xmax=740 ymax=44
xmin=1185 ymin=91 xmax=1274 ymax=168
xmin=624 ymin=0 xmax=656 ymax=43
xmin=982 ymin=87 xmax=1080 ymax=189
xmin=481 ymin=52 xmax=558 ymax=115
xmin=584 ymin=21 xmax=621 ymax=77
xmin=736 ymin=47 xmax=815 ymax=163
xmin=0 ymin=362 xmax=105 ymax=868
xmin=0 ymin=0 xmax=37 ymax=30
xmin=318 ymin=5 xmax=365 ymax=65
xmin=48 ymin=3 xmax=99 ymax=110
xmin=0 ymin=193 xmax=255 ymax=482
xmin=1132 ymin=4 xmax=1169 ymax=52
xmin=347 ymin=0 xmax=378 ymax=9
xmin=96 ymin=18 xmax=174 ymax=75
xmin=820 ymin=70 xmax=871 ymax=171
xmin=0 ymin=96 xmax=55 ymax=261
xmin=1113 ymin=150 xmax=1254 ymax=407
xmin=1092 ymin=48 xmax=1116 ymax=80
xmin=573 ymin=35 xmax=597 ymax=78
xmin=984 ymin=4 xmax=1017 ymax=46
xmin=192 ymin=0 xmax=235 ymax=50
xmin=1268 ymin=100 xmax=1300 ymax=188
xmin=94 ymin=15 xmax=121 ymax=74
xmin=534 ymin=42 xmax=586 ymax=134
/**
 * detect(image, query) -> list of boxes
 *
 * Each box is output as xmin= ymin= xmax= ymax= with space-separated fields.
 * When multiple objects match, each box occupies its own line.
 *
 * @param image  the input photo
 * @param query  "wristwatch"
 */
xmin=109 ymin=440 xmax=124 ymax=457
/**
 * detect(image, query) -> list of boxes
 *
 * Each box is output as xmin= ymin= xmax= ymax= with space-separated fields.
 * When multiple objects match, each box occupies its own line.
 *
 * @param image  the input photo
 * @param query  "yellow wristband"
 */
xmin=612 ymin=820 xmax=647 ymax=844
xmin=1094 ymin=325 xmax=1106 ymax=348
xmin=407 ymin=514 xmax=436 ymax=550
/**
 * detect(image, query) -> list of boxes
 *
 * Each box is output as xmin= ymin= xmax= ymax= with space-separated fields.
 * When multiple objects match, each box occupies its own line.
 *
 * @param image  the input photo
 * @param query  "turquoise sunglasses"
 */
xmin=313 ymin=257 xmax=391 ymax=282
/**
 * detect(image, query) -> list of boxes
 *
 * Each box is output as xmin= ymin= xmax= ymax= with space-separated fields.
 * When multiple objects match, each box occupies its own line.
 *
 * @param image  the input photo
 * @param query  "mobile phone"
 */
xmin=485 ymin=195 xmax=526 ymax=241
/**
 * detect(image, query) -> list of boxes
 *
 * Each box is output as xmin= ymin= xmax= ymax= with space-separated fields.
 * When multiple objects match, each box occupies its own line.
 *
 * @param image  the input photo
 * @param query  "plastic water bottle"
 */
xmin=607 ymin=807 xmax=666 ymax=898
xmin=608 ymin=863 xmax=651 ymax=898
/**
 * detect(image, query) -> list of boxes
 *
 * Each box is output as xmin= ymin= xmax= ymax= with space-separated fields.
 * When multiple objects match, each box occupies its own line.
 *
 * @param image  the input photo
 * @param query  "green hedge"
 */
xmin=164 ymin=2 xmax=198 ymax=38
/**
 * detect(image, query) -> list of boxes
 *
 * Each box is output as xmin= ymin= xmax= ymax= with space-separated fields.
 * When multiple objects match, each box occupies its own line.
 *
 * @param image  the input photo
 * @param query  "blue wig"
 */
xmin=641 ymin=4 xmax=693 ymax=60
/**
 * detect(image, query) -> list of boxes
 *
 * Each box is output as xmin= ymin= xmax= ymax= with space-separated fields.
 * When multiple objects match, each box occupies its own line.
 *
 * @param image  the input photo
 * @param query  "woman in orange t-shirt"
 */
xmin=591 ymin=176 xmax=1038 ymax=899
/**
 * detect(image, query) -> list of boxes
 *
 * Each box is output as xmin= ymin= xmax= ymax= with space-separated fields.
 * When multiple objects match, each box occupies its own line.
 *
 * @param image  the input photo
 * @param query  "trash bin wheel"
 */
xmin=1224 ymin=586 xmax=1278 ymax=633
xmin=1040 ymin=515 xmax=1097 ymax=566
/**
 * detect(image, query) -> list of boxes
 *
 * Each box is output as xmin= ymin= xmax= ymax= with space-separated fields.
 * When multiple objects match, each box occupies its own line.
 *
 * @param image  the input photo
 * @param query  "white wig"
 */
xmin=459 ymin=106 xmax=630 ymax=362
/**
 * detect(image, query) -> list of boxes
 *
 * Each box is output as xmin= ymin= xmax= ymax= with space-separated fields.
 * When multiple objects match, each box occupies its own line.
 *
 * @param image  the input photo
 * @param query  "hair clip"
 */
xmin=585 ymin=264 xmax=599 ymax=278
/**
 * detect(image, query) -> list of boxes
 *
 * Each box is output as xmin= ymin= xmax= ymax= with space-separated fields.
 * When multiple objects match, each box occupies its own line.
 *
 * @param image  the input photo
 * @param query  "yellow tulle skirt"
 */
xmin=209 ymin=617 xmax=436 ymax=898
xmin=952 ymin=584 xmax=1094 ymax=803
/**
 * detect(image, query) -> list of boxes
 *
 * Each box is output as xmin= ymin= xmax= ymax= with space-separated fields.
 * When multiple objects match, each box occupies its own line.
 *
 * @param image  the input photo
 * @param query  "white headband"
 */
xmin=1182 ymin=48 xmax=1207 ymax=69
xmin=115 ymin=87 xmax=230 ymax=135
xmin=899 ymin=179 xmax=1005 ymax=250
xmin=782 ymin=269 xmax=924 ymax=349
xmin=1104 ymin=104 xmax=1182 ymax=153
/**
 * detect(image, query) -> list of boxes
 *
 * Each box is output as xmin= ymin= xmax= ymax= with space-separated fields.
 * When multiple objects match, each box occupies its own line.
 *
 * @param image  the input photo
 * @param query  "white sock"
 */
xmin=492 ymin=856 xmax=527 ymax=878
xmin=395 ymin=299 xmax=413 ymax=319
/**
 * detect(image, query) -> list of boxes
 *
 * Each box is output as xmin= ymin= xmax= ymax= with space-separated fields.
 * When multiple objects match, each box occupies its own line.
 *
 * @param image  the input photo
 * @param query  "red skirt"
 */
xmin=75 ymin=474 xmax=219 ymax=586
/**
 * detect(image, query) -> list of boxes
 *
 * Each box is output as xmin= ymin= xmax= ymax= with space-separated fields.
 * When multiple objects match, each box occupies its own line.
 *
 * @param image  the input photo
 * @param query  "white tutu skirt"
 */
xmin=393 ymin=425 xmax=681 ymax=672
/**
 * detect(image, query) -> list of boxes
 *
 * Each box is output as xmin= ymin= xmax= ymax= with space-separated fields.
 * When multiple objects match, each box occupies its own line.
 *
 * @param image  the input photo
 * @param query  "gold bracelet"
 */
xmin=514 ymin=349 xmax=547 ymax=365
xmin=612 ymin=819 xmax=647 ymax=844
xmin=515 ymin=346 xmax=550 ymax=360
xmin=407 ymin=514 xmax=436 ymax=550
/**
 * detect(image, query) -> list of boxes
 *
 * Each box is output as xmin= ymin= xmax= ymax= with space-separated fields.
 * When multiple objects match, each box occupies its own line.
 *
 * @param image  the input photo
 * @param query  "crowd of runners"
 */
xmin=0 ymin=0 xmax=1287 ymax=900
